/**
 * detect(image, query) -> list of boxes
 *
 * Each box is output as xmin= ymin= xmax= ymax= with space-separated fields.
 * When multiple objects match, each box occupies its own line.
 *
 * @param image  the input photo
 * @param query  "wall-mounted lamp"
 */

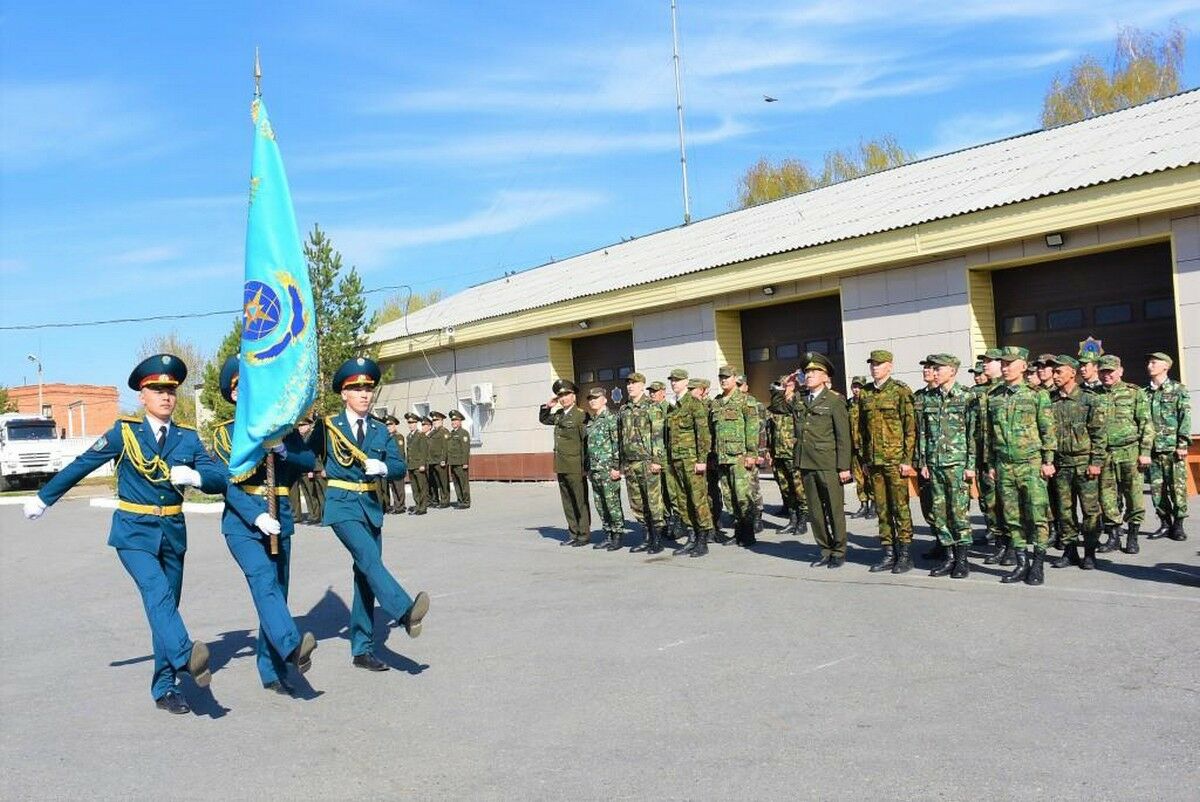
xmin=577 ymin=320 xmax=590 ymax=330
xmin=1044 ymin=232 xmax=1064 ymax=248
xmin=762 ymin=285 xmax=776 ymax=296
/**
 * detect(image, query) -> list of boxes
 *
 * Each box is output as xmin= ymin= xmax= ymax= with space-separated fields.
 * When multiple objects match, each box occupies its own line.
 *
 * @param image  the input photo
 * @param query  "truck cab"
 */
xmin=0 ymin=413 xmax=68 ymax=491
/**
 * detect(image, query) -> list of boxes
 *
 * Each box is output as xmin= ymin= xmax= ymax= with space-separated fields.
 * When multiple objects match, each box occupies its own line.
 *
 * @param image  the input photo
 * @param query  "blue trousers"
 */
xmin=330 ymin=520 xmax=414 ymax=656
xmin=225 ymin=533 xmax=299 ymax=686
xmin=116 ymin=545 xmax=191 ymax=700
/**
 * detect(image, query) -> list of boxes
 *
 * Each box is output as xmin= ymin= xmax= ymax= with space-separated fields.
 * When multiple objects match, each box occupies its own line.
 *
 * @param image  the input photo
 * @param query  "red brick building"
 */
xmin=8 ymin=383 xmax=119 ymax=438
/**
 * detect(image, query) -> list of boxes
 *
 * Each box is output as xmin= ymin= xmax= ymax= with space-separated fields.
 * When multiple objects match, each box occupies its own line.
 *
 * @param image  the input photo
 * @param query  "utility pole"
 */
xmin=670 ymin=0 xmax=691 ymax=225
xmin=26 ymin=354 xmax=43 ymax=416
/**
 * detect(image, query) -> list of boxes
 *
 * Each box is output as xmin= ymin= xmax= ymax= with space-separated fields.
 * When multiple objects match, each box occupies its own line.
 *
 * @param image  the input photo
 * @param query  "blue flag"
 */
xmin=228 ymin=97 xmax=317 ymax=481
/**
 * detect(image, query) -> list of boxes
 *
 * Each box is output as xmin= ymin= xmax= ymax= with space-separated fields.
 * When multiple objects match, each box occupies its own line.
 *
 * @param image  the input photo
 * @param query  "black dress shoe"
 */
xmin=265 ymin=679 xmax=296 ymax=696
xmin=811 ymin=555 xmax=832 ymax=568
xmin=828 ymin=555 xmax=845 ymax=569
xmin=155 ymin=690 xmax=191 ymax=715
xmin=352 ymin=653 xmax=390 ymax=672
xmin=398 ymin=591 xmax=429 ymax=638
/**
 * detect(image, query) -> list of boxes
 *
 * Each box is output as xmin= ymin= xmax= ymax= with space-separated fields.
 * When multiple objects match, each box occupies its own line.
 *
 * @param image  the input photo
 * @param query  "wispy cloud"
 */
xmin=111 ymin=245 xmax=180 ymax=265
xmin=328 ymin=189 xmax=607 ymax=268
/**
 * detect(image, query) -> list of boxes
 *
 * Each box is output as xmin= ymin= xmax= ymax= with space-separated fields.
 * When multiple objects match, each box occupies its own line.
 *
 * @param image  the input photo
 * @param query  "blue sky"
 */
xmin=3 ymin=0 xmax=1199 ymax=406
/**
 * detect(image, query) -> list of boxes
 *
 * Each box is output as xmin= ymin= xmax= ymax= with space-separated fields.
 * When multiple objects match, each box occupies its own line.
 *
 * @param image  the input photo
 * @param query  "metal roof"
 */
xmin=372 ymin=90 xmax=1200 ymax=343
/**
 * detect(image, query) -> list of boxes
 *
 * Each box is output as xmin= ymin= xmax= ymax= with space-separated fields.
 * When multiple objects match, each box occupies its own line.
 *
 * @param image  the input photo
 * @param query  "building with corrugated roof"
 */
xmin=370 ymin=91 xmax=1200 ymax=481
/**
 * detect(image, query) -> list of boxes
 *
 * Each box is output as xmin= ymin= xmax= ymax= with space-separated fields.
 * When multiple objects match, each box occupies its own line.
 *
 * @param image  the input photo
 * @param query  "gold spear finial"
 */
xmin=254 ymin=46 xmax=262 ymax=98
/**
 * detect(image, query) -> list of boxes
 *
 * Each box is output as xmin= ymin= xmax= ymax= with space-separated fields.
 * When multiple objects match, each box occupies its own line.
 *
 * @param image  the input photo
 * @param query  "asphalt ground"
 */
xmin=1 ymin=482 xmax=1197 ymax=801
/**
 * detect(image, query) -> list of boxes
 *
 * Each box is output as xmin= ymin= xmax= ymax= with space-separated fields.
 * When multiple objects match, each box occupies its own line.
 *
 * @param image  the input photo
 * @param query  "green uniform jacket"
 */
xmin=427 ymin=427 xmax=449 ymax=462
xmin=983 ymin=381 xmax=1057 ymax=467
xmin=1146 ymin=378 xmax=1189 ymax=454
xmin=540 ymin=403 xmax=587 ymax=474
xmin=915 ymin=383 xmax=976 ymax=469
xmin=857 ymin=377 xmax=916 ymax=466
xmin=664 ymin=393 xmax=711 ymax=462
xmin=766 ymin=393 xmax=796 ymax=459
xmin=1099 ymin=381 xmax=1154 ymax=458
xmin=710 ymin=389 xmax=757 ymax=464
xmin=791 ymin=388 xmax=852 ymax=472
xmin=407 ymin=430 xmax=430 ymax=465
xmin=618 ymin=395 xmax=666 ymax=464
xmin=1050 ymin=386 xmax=1107 ymax=468
xmin=447 ymin=427 xmax=471 ymax=465
xmin=392 ymin=432 xmax=406 ymax=462
xmin=585 ymin=407 xmax=620 ymax=473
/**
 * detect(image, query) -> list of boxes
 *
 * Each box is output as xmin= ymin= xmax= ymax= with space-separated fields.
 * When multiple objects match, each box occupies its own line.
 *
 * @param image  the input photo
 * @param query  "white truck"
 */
xmin=0 ymin=413 xmax=69 ymax=491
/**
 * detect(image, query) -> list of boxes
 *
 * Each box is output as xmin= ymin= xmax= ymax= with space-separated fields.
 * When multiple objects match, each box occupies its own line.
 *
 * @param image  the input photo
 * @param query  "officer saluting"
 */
xmin=23 ymin=354 xmax=223 ymax=714
xmin=315 ymin=357 xmax=430 ymax=672
xmin=211 ymin=356 xmax=318 ymax=696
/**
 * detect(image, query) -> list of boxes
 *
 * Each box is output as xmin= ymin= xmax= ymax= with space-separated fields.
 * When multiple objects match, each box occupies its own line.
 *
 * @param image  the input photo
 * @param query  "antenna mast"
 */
xmin=670 ymin=0 xmax=691 ymax=225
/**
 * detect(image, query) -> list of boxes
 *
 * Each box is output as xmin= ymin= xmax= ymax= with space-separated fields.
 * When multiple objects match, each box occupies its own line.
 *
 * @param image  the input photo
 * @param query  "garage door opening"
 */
xmin=740 ymin=294 xmax=845 ymax=400
xmin=571 ymin=330 xmax=635 ymax=408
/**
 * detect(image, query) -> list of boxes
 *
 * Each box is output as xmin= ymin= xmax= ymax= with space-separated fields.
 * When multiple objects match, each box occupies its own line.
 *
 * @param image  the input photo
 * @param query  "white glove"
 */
xmin=170 ymin=465 xmax=202 ymax=487
xmin=364 ymin=458 xmax=388 ymax=477
xmin=254 ymin=513 xmax=282 ymax=536
xmin=270 ymin=443 xmax=288 ymax=460
xmin=23 ymin=496 xmax=47 ymax=520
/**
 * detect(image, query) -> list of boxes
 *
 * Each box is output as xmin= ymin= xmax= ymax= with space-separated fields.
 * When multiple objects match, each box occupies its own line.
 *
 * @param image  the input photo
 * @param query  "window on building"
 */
xmin=1046 ymin=308 xmax=1084 ymax=330
xmin=617 ymin=366 xmax=633 ymax=379
xmin=1143 ymin=298 xmax=1173 ymax=320
xmin=776 ymin=343 xmax=799 ymax=360
xmin=578 ymin=370 xmax=595 ymax=383
xmin=597 ymin=368 xmax=614 ymax=381
xmin=804 ymin=339 xmax=830 ymax=355
xmin=41 ymin=404 xmax=52 ymax=418
xmin=1094 ymin=302 xmax=1133 ymax=325
xmin=458 ymin=399 xmax=484 ymax=446
xmin=412 ymin=402 xmax=430 ymax=419
xmin=1001 ymin=314 xmax=1037 ymax=335
xmin=746 ymin=347 xmax=771 ymax=363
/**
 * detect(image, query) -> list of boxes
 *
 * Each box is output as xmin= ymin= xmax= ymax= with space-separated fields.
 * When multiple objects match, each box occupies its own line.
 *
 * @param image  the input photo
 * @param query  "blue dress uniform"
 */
xmin=211 ymin=356 xmax=317 ymax=693
xmin=320 ymin=357 xmax=429 ymax=670
xmin=34 ymin=355 xmax=224 ymax=707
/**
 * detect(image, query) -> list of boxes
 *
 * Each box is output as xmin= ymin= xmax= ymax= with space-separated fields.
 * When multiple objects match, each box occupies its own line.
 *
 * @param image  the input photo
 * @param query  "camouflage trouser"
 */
xmin=1053 ymin=463 xmax=1100 ymax=544
xmin=662 ymin=462 xmax=682 ymax=520
xmin=927 ymin=465 xmax=972 ymax=546
xmin=717 ymin=461 xmax=753 ymax=523
xmin=707 ymin=454 xmax=723 ymax=523
xmin=624 ymin=461 xmax=666 ymax=527
xmin=995 ymin=459 xmax=1050 ymax=550
xmin=589 ymin=473 xmax=625 ymax=535
xmin=773 ymin=458 xmax=806 ymax=514
xmin=978 ymin=469 xmax=1001 ymax=536
xmin=868 ymin=465 xmax=913 ymax=545
xmin=852 ymin=459 xmax=871 ymax=504
xmin=917 ymin=475 xmax=934 ymax=528
xmin=1149 ymin=452 xmax=1189 ymax=522
xmin=748 ymin=464 xmax=762 ymax=512
xmin=670 ymin=459 xmax=714 ymax=531
xmin=1100 ymin=446 xmax=1144 ymax=527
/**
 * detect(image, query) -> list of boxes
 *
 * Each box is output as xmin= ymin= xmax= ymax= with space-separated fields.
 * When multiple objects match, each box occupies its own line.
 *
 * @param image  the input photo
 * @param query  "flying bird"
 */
xmin=763 ymin=95 xmax=779 ymax=103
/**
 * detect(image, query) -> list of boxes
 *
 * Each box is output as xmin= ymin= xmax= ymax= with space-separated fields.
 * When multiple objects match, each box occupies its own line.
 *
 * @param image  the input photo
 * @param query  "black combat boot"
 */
xmin=1000 ymin=550 xmax=1030 ymax=584
xmin=646 ymin=523 xmax=664 ymax=554
xmin=631 ymin=520 xmax=656 ymax=553
xmin=780 ymin=508 xmax=798 ymax=535
xmin=795 ymin=512 xmax=809 ymax=536
xmin=983 ymin=535 xmax=1007 ymax=565
xmin=689 ymin=530 xmax=710 ymax=557
xmin=891 ymin=543 xmax=913 ymax=574
xmin=1097 ymin=524 xmax=1120 ymax=553
xmin=1051 ymin=523 xmax=1063 ymax=551
xmin=1025 ymin=550 xmax=1045 ymax=585
xmin=998 ymin=538 xmax=1017 ymax=567
xmin=923 ymin=541 xmax=947 ymax=560
xmin=738 ymin=517 xmax=757 ymax=547
xmin=1168 ymin=520 xmax=1187 ymax=541
xmin=753 ymin=507 xmax=764 ymax=534
xmin=1052 ymin=543 xmax=1081 ymax=568
xmin=1122 ymin=525 xmax=1140 ymax=554
xmin=851 ymin=502 xmax=867 ymax=518
xmin=1148 ymin=518 xmax=1170 ymax=539
xmin=864 ymin=500 xmax=877 ymax=520
xmin=1081 ymin=532 xmax=1098 ymax=569
xmin=929 ymin=543 xmax=956 ymax=577
xmin=606 ymin=530 xmax=625 ymax=551
xmin=869 ymin=542 xmax=896 ymax=573
xmin=950 ymin=543 xmax=970 ymax=578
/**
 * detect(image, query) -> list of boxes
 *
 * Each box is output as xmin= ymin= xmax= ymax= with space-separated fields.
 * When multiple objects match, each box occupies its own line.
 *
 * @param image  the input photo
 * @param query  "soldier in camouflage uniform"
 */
xmin=737 ymin=375 xmax=767 ymax=534
xmin=694 ymin=378 xmax=724 ymax=532
xmin=618 ymin=372 xmax=667 ymax=553
xmin=1078 ymin=352 xmax=1104 ymax=394
xmin=584 ymin=387 xmax=625 ymax=551
xmin=711 ymin=365 xmax=759 ymax=547
xmin=649 ymin=380 xmax=684 ymax=541
xmin=914 ymin=354 xmax=975 ymax=578
xmin=847 ymin=376 xmax=874 ymax=518
xmin=1045 ymin=355 xmax=1106 ymax=570
xmin=1145 ymin=352 xmax=1190 ymax=541
xmin=768 ymin=374 xmax=807 ymax=535
xmin=1096 ymin=355 xmax=1154 ymax=554
xmin=666 ymin=369 xmax=717 ymax=557
xmin=857 ymin=350 xmax=917 ymax=574
xmin=1031 ymin=354 xmax=1062 ymax=547
xmin=973 ymin=349 xmax=1008 ymax=557
xmin=982 ymin=347 xmax=1057 ymax=586
xmin=912 ymin=357 xmax=940 ymax=557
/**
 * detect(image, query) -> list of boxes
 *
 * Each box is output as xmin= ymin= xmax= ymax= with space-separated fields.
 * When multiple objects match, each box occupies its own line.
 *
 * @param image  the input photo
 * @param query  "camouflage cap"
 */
xmin=688 ymin=377 xmax=711 ymax=389
xmin=1098 ymin=354 xmax=1122 ymax=371
xmin=667 ymin=368 xmax=689 ymax=381
xmin=851 ymin=375 xmax=867 ymax=386
xmin=1076 ymin=352 xmax=1100 ymax=364
xmin=1035 ymin=353 xmax=1057 ymax=366
xmin=735 ymin=374 xmax=749 ymax=386
xmin=918 ymin=354 xmax=937 ymax=366
xmin=647 ymin=380 xmax=666 ymax=392
xmin=977 ymin=348 xmax=1004 ymax=361
xmin=867 ymin=349 xmax=893 ymax=364
xmin=1145 ymin=351 xmax=1174 ymax=366
xmin=586 ymin=386 xmax=607 ymax=400
xmin=717 ymin=364 xmax=738 ymax=378
xmin=1045 ymin=354 xmax=1079 ymax=369
xmin=625 ymin=371 xmax=646 ymax=384
xmin=968 ymin=361 xmax=985 ymax=374
xmin=998 ymin=346 xmax=1029 ymax=363
xmin=927 ymin=353 xmax=960 ymax=368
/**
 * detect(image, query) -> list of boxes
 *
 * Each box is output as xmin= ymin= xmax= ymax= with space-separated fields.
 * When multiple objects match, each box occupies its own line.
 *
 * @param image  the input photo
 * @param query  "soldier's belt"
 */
xmin=240 ymin=485 xmax=290 ymax=497
xmin=327 ymin=479 xmax=376 ymax=493
xmin=117 ymin=501 xmax=184 ymax=516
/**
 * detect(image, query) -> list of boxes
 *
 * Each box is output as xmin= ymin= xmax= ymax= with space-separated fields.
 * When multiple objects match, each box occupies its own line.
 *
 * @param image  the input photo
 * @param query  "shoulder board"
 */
xmin=175 ymin=422 xmax=196 ymax=431
xmin=827 ymin=389 xmax=845 ymax=398
xmin=118 ymin=415 xmax=141 ymax=423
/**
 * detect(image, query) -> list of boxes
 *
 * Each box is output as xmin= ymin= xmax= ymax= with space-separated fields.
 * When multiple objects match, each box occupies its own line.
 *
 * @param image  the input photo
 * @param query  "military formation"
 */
xmin=539 ymin=345 xmax=1192 ymax=586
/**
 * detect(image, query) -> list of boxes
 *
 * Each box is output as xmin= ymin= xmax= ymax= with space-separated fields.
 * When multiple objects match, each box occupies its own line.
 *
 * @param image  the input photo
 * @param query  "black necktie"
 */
xmin=355 ymin=419 xmax=365 ymax=445
xmin=157 ymin=426 xmax=167 ymax=451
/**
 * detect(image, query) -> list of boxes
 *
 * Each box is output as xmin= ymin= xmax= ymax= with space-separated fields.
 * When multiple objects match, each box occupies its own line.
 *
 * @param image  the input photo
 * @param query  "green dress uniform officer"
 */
xmin=914 ymin=355 xmax=976 ymax=578
xmin=211 ymin=356 xmax=318 ymax=696
xmin=316 ymin=357 xmax=430 ymax=673
xmin=1043 ymin=355 xmax=1106 ymax=570
xmin=768 ymin=375 xmax=807 ymax=535
xmin=384 ymin=415 xmax=407 ymax=514
xmin=788 ymin=354 xmax=852 ymax=568
xmin=24 ymin=354 xmax=222 ymax=715
xmin=540 ymin=380 xmax=591 ymax=546
xmin=618 ymin=372 xmax=668 ymax=553
xmin=1096 ymin=355 xmax=1154 ymax=554
xmin=858 ymin=350 xmax=918 ymax=574
xmin=982 ymin=347 xmax=1057 ymax=586
xmin=427 ymin=412 xmax=451 ymax=508
xmin=847 ymin=376 xmax=874 ymax=518
xmin=447 ymin=410 xmax=472 ymax=508
xmin=584 ymin=387 xmax=626 ymax=550
xmin=666 ymin=371 xmax=717 ymax=557
xmin=1145 ymin=352 xmax=1190 ymax=541
xmin=288 ymin=416 xmax=323 ymax=524
xmin=710 ymin=366 xmax=759 ymax=547
xmin=406 ymin=414 xmax=431 ymax=514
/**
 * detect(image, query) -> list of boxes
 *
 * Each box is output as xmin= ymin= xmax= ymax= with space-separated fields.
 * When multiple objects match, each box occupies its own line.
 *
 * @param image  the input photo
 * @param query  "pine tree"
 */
xmin=197 ymin=317 xmax=242 ymax=445
xmin=305 ymin=224 xmax=371 ymax=415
